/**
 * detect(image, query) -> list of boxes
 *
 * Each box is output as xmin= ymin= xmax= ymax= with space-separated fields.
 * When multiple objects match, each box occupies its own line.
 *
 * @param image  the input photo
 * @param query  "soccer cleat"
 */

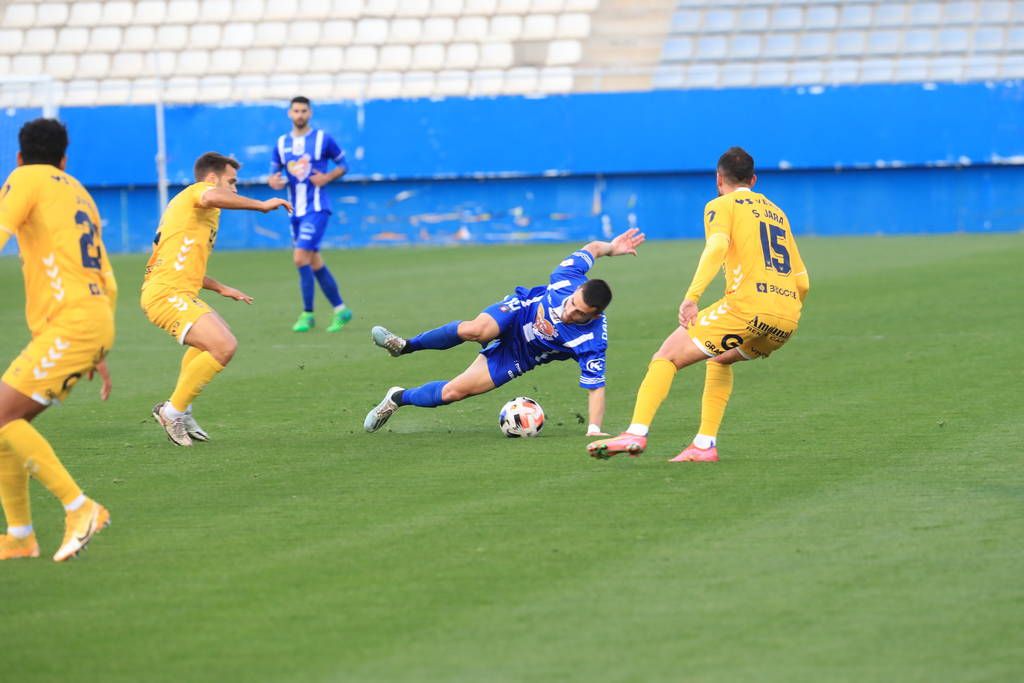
xmin=587 ymin=432 xmax=647 ymax=459
xmin=184 ymin=408 xmax=209 ymax=442
xmin=152 ymin=401 xmax=193 ymax=447
xmin=326 ymin=308 xmax=353 ymax=333
xmin=364 ymin=386 xmax=404 ymax=433
xmin=292 ymin=311 xmax=315 ymax=333
xmin=0 ymin=534 xmax=40 ymax=560
xmin=53 ymin=499 xmax=110 ymax=562
xmin=669 ymin=443 xmax=719 ymax=463
xmin=371 ymin=325 xmax=407 ymax=357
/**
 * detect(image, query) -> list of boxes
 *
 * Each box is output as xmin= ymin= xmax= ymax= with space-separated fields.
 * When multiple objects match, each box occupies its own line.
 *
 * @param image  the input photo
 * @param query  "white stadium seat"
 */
xmin=671 ymin=10 xmax=700 ymax=33
xmin=686 ymin=63 xmax=719 ymax=88
xmin=165 ymin=77 xmax=201 ymax=103
xmin=826 ymin=60 xmax=860 ymax=85
xmin=311 ymin=46 xmax=345 ymax=72
xmin=464 ymin=0 xmax=498 ymax=14
xmin=704 ymin=9 xmax=736 ymax=32
xmin=763 ymin=34 xmax=796 ymax=58
xmin=435 ymin=70 xmax=470 ymax=97
xmin=470 ymin=69 xmax=504 ymax=96
xmin=101 ymin=1 xmax=134 ymax=25
xmin=166 ymin=1 xmax=200 ymax=25
xmin=564 ymin=0 xmax=597 ymax=10
xmin=24 ymin=29 xmax=57 ymax=54
xmin=909 ymin=3 xmax=942 ymax=26
xmin=412 ymin=44 xmax=445 ymax=70
xmin=753 ymin=62 xmax=787 ymax=87
xmin=868 ymin=31 xmax=901 ymax=55
xmin=456 ymin=17 xmax=489 ymax=41
xmin=930 ymin=55 xmax=965 ymax=80
xmin=199 ymin=75 xmax=234 ymax=102
xmin=345 ymin=45 xmax=379 ymax=70
xmin=232 ymin=75 xmax=268 ymax=101
xmin=321 ymin=21 xmax=356 ymax=45
xmin=288 ymin=21 xmax=323 ymax=46
xmin=396 ymin=0 xmax=431 ymax=17
xmin=111 ymin=53 xmax=147 ymax=79
xmin=938 ymin=29 xmax=970 ymax=52
xmin=479 ymin=42 xmax=513 ymax=68
xmin=255 ymin=22 xmax=289 ymax=46
xmin=240 ymin=49 xmax=277 ymax=75
xmin=557 ymin=14 xmax=590 ymax=40
xmin=264 ymin=0 xmax=300 ymax=21
xmin=364 ymin=0 xmax=399 ymax=17
xmin=894 ymin=57 xmax=929 ymax=82
xmin=835 ymin=31 xmax=866 ymax=56
xmin=1007 ymin=27 xmax=1024 ymax=50
xmin=433 ymin=0 xmax=465 ymax=17
xmin=503 ymin=67 xmax=538 ymax=94
xmin=355 ymin=18 xmax=390 ymax=44
xmin=57 ymin=27 xmax=90 ymax=53
xmin=547 ymin=40 xmax=581 ymax=66
xmin=300 ymin=73 xmax=335 ymax=100
xmin=76 ymin=54 xmax=111 ymax=79
xmin=978 ymin=1 xmax=1011 ymax=23
xmin=63 ymin=79 xmax=100 ymax=107
xmin=156 ymin=26 xmax=190 ymax=51
xmin=190 ymin=25 xmax=222 ymax=50
xmin=379 ymin=44 xmax=413 ymax=69
xmin=532 ymin=0 xmax=564 ymax=13
xmin=12 ymin=54 xmax=44 ymax=77
xmin=805 ymin=6 xmax=838 ymax=29
xmin=333 ymin=72 xmax=368 ymax=99
xmin=233 ymin=0 xmax=265 ymax=22
xmin=3 ymin=4 xmax=37 ymax=29
xmin=176 ymin=50 xmax=211 ymax=76
xmin=276 ymin=47 xmax=311 ymax=73
xmin=422 ymin=17 xmax=455 ymax=42
xmin=874 ymin=3 xmax=907 ymax=27
xmin=539 ymin=66 xmax=573 ymax=93
xmin=390 ymin=19 xmax=422 ymax=43
xmin=45 ymin=54 xmax=77 ymax=80
xmin=222 ymin=23 xmax=256 ymax=49
xmin=838 ymin=5 xmax=871 ymax=29
xmin=66 ymin=3 xmax=101 ymax=27
xmin=332 ymin=0 xmax=365 ymax=20
xmin=798 ymin=33 xmax=831 ymax=58
xmin=34 ymin=3 xmax=70 ymax=28
xmin=129 ymin=78 xmax=161 ymax=104
xmin=663 ymin=37 xmax=692 ymax=61
xmin=91 ymin=28 xmax=123 ymax=52
xmin=904 ymin=30 xmax=936 ymax=54
xmin=95 ymin=79 xmax=132 ymax=106
xmin=943 ymin=2 xmax=976 ymax=24
xmin=201 ymin=0 xmax=233 ymax=23
xmin=860 ymin=58 xmax=894 ymax=82
xmin=696 ymin=36 xmax=728 ymax=60
xmin=790 ymin=63 xmax=824 ymax=85
xmin=367 ymin=71 xmax=403 ymax=99
xmin=134 ymin=1 xmax=167 ymax=24
xmin=964 ymin=56 xmax=1000 ymax=80
xmin=721 ymin=63 xmax=755 ymax=88
xmin=447 ymin=43 xmax=480 ymax=69
xmin=266 ymin=74 xmax=301 ymax=99
xmin=497 ymin=0 xmax=530 ymax=14
xmin=151 ymin=51 xmax=178 ymax=77
xmin=403 ymin=71 xmax=436 ymax=98
xmin=123 ymin=26 xmax=157 ymax=51
xmin=728 ymin=35 xmax=761 ymax=60
xmin=491 ymin=16 xmax=523 ymax=41
xmin=0 ymin=30 xmax=24 ymax=55
xmin=297 ymin=0 xmax=333 ymax=19
xmin=523 ymin=15 xmax=557 ymax=40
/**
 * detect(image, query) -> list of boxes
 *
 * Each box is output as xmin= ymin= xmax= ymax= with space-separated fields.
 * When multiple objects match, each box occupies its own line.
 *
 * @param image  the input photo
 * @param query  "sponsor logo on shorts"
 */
xmin=585 ymin=358 xmax=605 ymax=373
xmin=721 ymin=334 xmax=743 ymax=350
xmin=746 ymin=316 xmax=792 ymax=343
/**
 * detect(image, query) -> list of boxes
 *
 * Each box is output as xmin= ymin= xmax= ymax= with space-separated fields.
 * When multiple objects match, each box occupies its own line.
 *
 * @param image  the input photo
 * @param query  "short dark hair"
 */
xmin=193 ymin=152 xmax=240 ymax=181
xmin=717 ymin=146 xmax=755 ymax=185
xmin=581 ymin=279 xmax=612 ymax=311
xmin=19 ymin=118 xmax=68 ymax=166
xmin=290 ymin=96 xmax=311 ymax=107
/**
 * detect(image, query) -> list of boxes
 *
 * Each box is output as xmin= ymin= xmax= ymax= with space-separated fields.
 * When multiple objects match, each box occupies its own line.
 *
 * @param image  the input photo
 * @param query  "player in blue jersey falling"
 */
xmin=364 ymin=228 xmax=645 ymax=434
xmin=268 ymin=96 xmax=352 ymax=333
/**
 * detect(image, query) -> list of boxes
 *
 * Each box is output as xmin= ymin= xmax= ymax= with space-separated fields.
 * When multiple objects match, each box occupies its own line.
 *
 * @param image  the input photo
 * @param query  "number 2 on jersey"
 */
xmin=76 ymin=210 xmax=103 ymax=269
xmin=758 ymin=221 xmax=791 ymax=275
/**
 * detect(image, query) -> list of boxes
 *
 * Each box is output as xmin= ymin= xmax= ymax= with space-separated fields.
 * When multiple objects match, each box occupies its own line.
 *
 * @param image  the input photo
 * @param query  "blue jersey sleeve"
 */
xmin=549 ymin=249 xmax=594 ymax=288
xmin=573 ymin=317 xmax=607 ymax=389
xmin=325 ymin=135 xmax=348 ymax=172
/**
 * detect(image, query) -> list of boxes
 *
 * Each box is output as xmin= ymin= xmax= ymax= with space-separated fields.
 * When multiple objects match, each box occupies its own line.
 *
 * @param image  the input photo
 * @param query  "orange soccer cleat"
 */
xmin=669 ymin=443 xmax=719 ymax=463
xmin=53 ymin=498 xmax=110 ymax=562
xmin=587 ymin=432 xmax=647 ymax=459
xmin=0 ymin=533 xmax=40 ymax=560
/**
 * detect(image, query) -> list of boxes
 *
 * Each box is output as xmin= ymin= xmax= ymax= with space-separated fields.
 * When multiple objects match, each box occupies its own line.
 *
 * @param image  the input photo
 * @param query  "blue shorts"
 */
xmin=480 ymin=293 xmax=533 ymax=388
xmin=290 ymin=212 xmax=330 ymax=252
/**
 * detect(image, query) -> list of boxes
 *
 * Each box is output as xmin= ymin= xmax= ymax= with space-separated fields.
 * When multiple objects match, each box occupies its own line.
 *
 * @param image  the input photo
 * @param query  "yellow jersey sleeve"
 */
xmin=704 ymin=195 xmax=733 ymax=239
xmin=0 ymin=169 xmax=36 ymax=237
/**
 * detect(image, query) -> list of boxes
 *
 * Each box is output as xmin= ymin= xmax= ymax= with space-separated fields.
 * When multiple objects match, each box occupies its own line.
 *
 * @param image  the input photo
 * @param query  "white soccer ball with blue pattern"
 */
xmin=498 ymin=397 xmax=545 ymax=438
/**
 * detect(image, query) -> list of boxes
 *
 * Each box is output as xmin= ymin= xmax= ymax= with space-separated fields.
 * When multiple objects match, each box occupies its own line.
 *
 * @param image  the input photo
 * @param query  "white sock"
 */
xmin=163 ymin=402 xmax=186 ymax=419
xmin=7 ymin=524 xmax=33 ymax=539
xmin=334 ymin=304 xmax=347 ymax=313
xmin=626 ymin=423 xmax=649 ymax=436
xmin=64 ymin=493 xmax=86 ymax=512
xmin=186 ymin=404 xmax=193 ymax=414
xmin=694 ymin=434 xmax=716 ymax=449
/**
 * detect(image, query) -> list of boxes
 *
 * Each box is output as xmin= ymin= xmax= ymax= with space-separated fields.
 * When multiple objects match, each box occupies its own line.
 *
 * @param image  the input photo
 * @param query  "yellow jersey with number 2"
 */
xmin=0 ymin=164 xmax=116 ymax=337
xmin=142 ymin=182 xmax=220 ymax=296
xmin=703 ymin=188 xmax=808 ymax=320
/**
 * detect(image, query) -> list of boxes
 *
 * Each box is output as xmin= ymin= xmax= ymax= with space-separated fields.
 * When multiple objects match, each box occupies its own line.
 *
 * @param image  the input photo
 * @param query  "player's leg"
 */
xmin=155 ymin=311 xmax=235 ymax=446
xmin=587 ymin=327 xmax=710 ymax=459
xmin=304 ymin=218 xmax=353 ymax=333
xmin=292 ymin=241 xmax=317 ymax=332
xmin=669 ymin=349 xmax=746 ymax=463
xmin=0 ymin=384 xmax=45 ymax=559
xmin=372 ymin=305 xmax=506 ymax=357
xmin=364 ymin=355 xmax=497 ymax=433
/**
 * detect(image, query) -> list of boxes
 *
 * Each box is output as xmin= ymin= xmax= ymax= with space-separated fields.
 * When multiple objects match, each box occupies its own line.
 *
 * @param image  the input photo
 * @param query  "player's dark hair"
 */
xmin=19 ymin=118 xmax=68 ymax=166
xmin=193 ymin=152 xmax=240 ymax=181
xmin=717 ymin=146 xmax=755 ymax=185
xmin=581 ymin=279 xmax=613 ymax=311
xmin=290 ymin=96 xmax=311 ymax=107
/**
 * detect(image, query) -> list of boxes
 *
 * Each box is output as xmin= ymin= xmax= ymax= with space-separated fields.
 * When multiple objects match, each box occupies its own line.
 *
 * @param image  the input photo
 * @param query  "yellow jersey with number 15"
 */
xmin=703 ymin=188 xmax=808 ymax=319
xmin=0 ymin=164 xmax=116 ymax=337
xmin=142 ymin=182 xmax=220 ymax=296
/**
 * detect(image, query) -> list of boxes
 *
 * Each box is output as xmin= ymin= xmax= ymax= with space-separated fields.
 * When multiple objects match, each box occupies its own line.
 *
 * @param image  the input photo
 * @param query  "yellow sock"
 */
xmin=169 ymin=351 xmax=225 ymax=412
xmin=0 ymin=438 xmax=31 ymax=528
xmin=0 ymin=420 xmax=81 ymax=507
xmin=698 ymin=362 xmax=734 ymax=438
xmin=179 ymin=346 xmax=203 ymax=376
xmin=628 ymin=358 xmax=678 ymax=431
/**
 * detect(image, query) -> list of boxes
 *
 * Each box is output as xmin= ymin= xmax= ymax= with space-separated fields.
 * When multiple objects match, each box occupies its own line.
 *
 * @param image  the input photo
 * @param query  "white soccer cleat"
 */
xmin=152 ymin=401 xmax=193 ymax=447
xmin=364 ymin=386 xmax=404 ymax=433
xmin=183 ymin=409 xmax=210 ymax=442
xmin=371 ymin=326 xmax=407 ymax=357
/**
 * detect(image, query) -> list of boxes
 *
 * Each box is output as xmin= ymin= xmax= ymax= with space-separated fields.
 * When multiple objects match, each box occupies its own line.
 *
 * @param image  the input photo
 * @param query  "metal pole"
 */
xmin=151 ymin=52 xmax=169 ymax=211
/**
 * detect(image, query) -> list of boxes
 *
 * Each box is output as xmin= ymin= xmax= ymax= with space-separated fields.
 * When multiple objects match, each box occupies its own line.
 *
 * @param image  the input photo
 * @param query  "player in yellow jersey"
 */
xmin=0 ymin=119 xmax=117 ymax=561
xmin=588 ymin=147 xmax=810 ymax=462
xmin=142 ymin=152 xmax=291 ymax=446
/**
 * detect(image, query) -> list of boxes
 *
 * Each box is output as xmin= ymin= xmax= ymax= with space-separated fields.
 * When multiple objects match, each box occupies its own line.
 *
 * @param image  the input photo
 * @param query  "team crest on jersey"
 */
xmin=287 ymin=154 xmax=312 ymax=182
xmin=533 ymin=305 xmax=555 ymax=339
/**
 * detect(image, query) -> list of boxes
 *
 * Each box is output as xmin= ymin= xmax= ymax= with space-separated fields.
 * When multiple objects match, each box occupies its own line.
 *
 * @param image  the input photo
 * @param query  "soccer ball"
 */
xmin=498 ymin=396 xmax=545 ymax=438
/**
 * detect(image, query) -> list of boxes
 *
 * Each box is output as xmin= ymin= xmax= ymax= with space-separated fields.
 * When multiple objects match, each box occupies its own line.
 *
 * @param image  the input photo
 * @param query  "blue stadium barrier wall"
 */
xmin=3 ymin=81 xmax=1022 ymax=253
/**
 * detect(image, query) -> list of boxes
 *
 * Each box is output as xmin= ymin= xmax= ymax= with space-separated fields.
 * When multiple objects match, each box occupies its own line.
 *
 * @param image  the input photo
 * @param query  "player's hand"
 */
xmin=678 ymin=299 xmax=699 ymax=328
xmin=309 ymin=170 xmax=331 ymax=188
xmin=259 ymin=197 xmax=293 ymax=214
xmin=88 ymin=359 xmax=112 ymax=401
xmin=609 ymin=228 xmax=646 ymax=257
xmin=221 ymin=287 xmax=254 ymax=304
xmin=268 ymin=172 xmax=287 ymax=190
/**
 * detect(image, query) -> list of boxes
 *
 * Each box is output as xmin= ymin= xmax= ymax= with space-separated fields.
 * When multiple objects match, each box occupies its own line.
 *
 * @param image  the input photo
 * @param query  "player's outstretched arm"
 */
xmin=678 ymin=233 xmax=730 ymax=327
xmin=203 ymin=276 xmax=254 ymax=304
xmin=585 ymin=387 xmax=608 ymax=436
xmin=582 ymin=228 xmax=646 ymax=260
xmin=200 ymin=188 xmax=293 ymax=214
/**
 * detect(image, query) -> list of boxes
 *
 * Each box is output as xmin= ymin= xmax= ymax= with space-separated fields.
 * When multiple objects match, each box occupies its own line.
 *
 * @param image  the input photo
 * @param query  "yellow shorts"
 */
xmin=687 ymin=298 xmax=799 ymax=360
xmin=141 ymin=287 xmax=213 ymax=345
xmin=2 ymin=307 xmax=115 ymax=406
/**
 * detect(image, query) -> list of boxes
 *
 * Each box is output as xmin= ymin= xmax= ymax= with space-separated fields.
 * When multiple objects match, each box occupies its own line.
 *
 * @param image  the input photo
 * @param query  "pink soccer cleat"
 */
xmin=588 ymin=432 xmax=647 ymax=459
xmin=669 ymin=443 xmax=719 ymax=462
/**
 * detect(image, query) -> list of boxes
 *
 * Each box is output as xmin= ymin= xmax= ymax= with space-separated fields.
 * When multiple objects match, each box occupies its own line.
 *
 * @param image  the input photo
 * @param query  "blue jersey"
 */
xmin=270 ymin=128 xmax=347 ymax=218
xmin=483 ymin=249 xmax=607 ymax=389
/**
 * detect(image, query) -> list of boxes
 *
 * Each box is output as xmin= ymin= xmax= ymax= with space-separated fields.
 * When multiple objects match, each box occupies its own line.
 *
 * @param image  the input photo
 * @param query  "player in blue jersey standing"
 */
xmin=364 ymin=228 xmax=645 ymax=435
xmin=269 ymin=96 xmax=353 ymax=333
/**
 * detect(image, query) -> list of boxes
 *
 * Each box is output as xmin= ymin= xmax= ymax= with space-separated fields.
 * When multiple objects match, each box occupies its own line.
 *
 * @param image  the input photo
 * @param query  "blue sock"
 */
xmin=397 ymin=381 xmax=448 ymax=407
xmin=313 ymin=265 xmax=344 ymax=308
xmin=298 ymin=265 xmax=315 ymax=312
xmin=406 ymin=321 xmax=463 ymax=352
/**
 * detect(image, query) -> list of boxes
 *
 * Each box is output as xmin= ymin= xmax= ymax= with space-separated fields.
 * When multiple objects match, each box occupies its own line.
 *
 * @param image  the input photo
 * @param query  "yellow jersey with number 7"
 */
xmin=0 ymin=164 xmax=116 ymax=336
xmin=142 ymin=182 xmax=220 ymax=296
xmin=703 ymin=188 xmax=808 ymax=319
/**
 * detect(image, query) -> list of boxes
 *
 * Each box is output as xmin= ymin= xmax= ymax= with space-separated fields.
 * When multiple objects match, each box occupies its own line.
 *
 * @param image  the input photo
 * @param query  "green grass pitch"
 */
xmin=1 ymin=234 xmax=1021 ymax=682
